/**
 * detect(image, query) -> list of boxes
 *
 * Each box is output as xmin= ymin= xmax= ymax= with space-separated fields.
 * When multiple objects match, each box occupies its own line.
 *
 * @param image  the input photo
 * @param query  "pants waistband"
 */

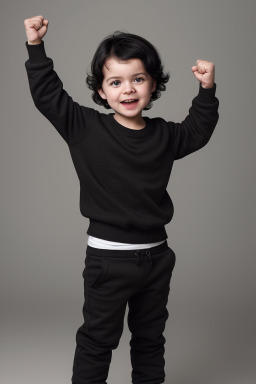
xmin=86 ymin=240 xmax=169 ymax=268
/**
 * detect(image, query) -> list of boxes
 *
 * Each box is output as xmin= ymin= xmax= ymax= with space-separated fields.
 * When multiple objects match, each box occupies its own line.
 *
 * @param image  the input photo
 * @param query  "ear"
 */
xmin=98 ymin=87 xmax=107 ymax=100
xmin=152 ymin=79 xmax=157 ymax=93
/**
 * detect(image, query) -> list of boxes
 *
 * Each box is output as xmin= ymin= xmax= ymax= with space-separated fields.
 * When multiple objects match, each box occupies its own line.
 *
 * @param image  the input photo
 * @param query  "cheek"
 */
xmin=109 ymin=90 xmax=120 ymax=101
xmin=144 ymin=86 xmax=153 ymax=99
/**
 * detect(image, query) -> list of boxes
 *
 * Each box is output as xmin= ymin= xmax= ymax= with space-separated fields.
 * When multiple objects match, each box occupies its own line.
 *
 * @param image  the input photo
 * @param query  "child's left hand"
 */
xmin=191 ymin=60 xmax=215 ymax=89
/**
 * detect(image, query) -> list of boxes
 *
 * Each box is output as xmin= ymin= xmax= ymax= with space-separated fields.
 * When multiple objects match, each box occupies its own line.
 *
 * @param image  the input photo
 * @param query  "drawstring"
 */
xmin=135 ymin=250 xmax=142 ymax=265
xmin=134 ymin=249 xmax=152 ymax=269
xmin=146 ymin=250 xmax=153 ymax=269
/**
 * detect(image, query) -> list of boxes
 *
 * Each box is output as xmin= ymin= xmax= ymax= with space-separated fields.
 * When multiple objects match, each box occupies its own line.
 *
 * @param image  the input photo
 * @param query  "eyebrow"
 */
xmin=106 ymin=72 xmax=147 ymax=82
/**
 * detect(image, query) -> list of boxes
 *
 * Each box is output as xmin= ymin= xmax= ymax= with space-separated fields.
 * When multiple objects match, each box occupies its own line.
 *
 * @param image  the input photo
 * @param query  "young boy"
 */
xmin=24 ymin=15 xmax=219 ymax=384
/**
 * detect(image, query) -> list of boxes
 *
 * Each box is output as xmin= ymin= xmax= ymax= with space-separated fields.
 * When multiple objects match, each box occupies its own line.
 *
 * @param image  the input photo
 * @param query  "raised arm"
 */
xmin=24 ymin=15 xmax=96 ymax=146
xmin=169 ymin=60 xmax=219 ymax=160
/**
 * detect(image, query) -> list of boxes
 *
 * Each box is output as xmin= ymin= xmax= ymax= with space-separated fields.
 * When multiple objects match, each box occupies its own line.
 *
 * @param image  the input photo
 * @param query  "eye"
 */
xmin=110 ymin=80 xmax=121 ymax=87
xmin=134 ymin=77 xmax=144 ymax=83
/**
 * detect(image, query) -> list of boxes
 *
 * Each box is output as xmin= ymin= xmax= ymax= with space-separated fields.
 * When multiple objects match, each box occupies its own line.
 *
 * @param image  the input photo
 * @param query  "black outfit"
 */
xmin=25 ymin=40 xmax=219 ymax=244
xmin=24 ymin=40 xmax=219 ymax=384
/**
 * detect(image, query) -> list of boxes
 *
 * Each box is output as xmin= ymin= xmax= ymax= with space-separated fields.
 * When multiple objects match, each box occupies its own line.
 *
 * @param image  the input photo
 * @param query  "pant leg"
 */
xmin=71 ymin=246 xmax=145 ymax=384
xmin=127 ymin=246 xmax=176 ymax=384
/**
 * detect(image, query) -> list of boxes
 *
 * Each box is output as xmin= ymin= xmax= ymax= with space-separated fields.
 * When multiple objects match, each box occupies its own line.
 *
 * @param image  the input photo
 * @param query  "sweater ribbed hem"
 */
xmin=25 ymin=40 xmax=48 ymax=63
xmin=87 ymin=220 xmax=168 ymax=244
xmin=197 ymin=82 xmax=217 ymax=103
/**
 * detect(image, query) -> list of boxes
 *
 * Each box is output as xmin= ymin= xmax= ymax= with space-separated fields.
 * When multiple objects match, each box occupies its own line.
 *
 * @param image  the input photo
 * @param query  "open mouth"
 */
xmin=121 ymin=99 xmax=139 ymax=104
xmin=120 ymin=99 xmax=139 ymax=109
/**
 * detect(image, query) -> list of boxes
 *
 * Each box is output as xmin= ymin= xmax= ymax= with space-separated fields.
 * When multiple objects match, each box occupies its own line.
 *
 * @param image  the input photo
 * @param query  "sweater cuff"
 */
xmin=196 ymin=82 xmax=217 ymax=103
xmin=25 ymin=40 xmax=48 ymax=63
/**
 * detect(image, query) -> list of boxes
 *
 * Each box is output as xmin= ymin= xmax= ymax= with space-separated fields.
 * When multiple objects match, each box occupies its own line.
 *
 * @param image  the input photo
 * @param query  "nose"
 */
xmin=123 ymin=81 xmax=135 ymax=94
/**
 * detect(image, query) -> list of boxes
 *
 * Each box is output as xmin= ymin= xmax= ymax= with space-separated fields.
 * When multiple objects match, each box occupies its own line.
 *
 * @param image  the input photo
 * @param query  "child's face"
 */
xmin=98 ymin=57 xmax=156 ymax=126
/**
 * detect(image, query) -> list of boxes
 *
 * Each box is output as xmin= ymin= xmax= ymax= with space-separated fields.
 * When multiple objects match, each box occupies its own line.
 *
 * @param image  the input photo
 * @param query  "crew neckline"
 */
xmin=108 ymin=113 xmax=152 ymax=137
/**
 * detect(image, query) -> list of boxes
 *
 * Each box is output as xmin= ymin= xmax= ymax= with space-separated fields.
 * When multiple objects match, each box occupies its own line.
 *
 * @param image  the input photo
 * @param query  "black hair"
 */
xmin=86 ymin=31 xmax=170 ymax=110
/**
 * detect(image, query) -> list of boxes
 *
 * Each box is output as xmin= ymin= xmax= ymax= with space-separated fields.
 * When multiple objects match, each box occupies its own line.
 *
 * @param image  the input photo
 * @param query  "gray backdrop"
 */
xmin=1 ymin=0 xmax=255 ymax=383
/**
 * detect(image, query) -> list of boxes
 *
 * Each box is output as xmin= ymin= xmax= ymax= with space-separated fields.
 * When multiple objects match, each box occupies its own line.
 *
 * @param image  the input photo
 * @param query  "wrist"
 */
xmin=201 ymin=82 xmax=214 ymax=89
xmin=27 ymin=39 xmax=42 ymax=45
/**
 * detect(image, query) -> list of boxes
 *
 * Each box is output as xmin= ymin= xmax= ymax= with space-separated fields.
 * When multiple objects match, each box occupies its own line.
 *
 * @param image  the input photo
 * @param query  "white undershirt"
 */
xmin=87 ymin=235 xmax=166 ymax=250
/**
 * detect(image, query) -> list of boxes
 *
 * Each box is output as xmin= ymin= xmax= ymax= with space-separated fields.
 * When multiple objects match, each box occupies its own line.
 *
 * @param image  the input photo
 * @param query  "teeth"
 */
xmin=123 ymin=100 xmax=137 ymax=103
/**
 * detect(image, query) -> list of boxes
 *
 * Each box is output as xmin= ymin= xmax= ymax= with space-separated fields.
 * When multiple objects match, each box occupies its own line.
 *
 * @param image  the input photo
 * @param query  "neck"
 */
xmin=113 ymin=113 xmax=146 ymax=130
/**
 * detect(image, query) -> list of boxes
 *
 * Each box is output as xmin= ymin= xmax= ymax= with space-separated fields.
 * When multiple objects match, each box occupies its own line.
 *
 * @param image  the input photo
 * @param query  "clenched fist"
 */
xmin=24 ymin=15 xmax=49 ymax=45
xmin=191 ymin=60 xmax=215 ymax=89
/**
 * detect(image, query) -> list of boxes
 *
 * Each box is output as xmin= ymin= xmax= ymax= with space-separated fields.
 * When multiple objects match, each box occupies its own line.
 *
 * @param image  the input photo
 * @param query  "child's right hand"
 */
xmin=24 ymin=15 xmax=49 ymax=44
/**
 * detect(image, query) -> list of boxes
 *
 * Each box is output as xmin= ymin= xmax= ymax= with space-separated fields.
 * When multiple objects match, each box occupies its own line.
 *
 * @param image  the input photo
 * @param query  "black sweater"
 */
xmin=25 ymin=40 xmax=219 ymax=243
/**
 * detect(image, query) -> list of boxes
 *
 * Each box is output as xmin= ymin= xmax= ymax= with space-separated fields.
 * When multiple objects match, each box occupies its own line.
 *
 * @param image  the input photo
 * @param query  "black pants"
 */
xmin=71 ymin=240 xmax=176 ymax=384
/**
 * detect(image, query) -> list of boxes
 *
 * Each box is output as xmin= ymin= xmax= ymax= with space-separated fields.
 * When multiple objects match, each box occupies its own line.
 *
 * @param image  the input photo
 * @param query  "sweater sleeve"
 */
xmin=24 ymin=40 xmax=96 ymax=146
xmin=168 ymin=82 xmax=219 ymax=160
